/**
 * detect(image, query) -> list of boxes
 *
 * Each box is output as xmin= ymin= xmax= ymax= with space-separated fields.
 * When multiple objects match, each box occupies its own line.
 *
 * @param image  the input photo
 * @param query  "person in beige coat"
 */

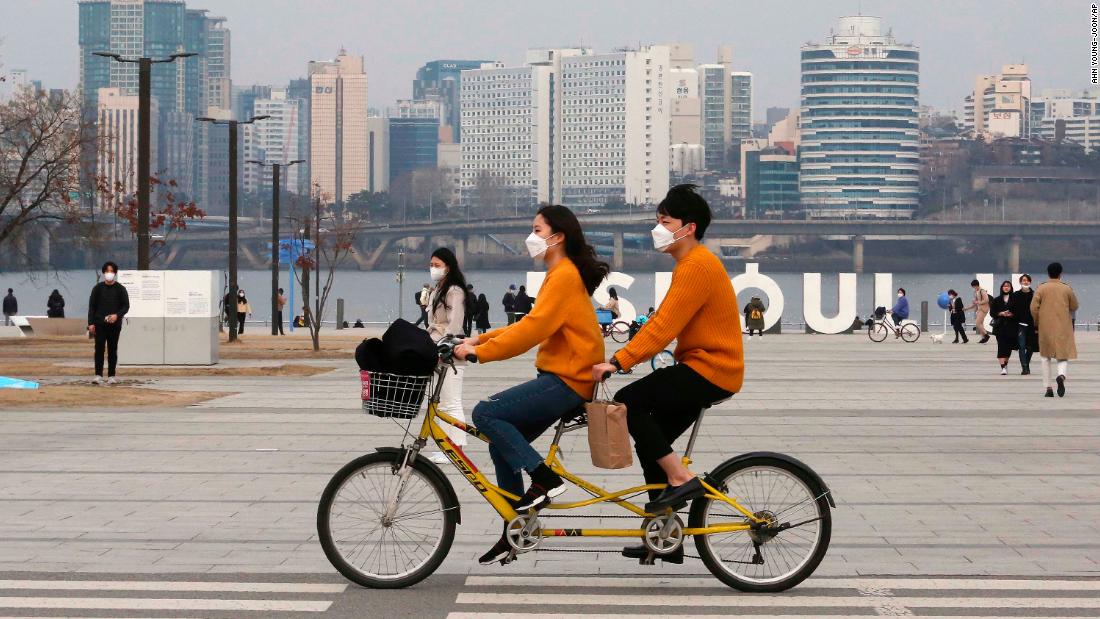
xmin=425 ymin=247 xmax=469 ymax=463
xmin=1030 ymin=262 xmax=1079 ymax=398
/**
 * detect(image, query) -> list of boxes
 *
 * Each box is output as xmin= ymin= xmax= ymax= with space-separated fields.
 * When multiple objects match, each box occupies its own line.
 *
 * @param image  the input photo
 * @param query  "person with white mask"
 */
xmin=87 ymin=261 xmax=130 ymax=384
xmin=424 ymin=247 xmax=469 ymax=464
xmin=591 ymin=184 xmax=745 ymax=565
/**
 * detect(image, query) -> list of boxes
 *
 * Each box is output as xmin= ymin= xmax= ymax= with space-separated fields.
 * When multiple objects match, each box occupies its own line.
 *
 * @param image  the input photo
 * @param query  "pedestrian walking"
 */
xmin=966 ymin=279 xmax=991 ymax=344
xmin=463 ymin=284 xmax=476 ymax=336
xmin=988 ymin=280 xmax=1017 ymax=375
xmin=87 ymin=261 xmax=129 ymax=384
xmin=743 ymin=295 xmax=766 ymax=338
xmin=514 ymin=285 xmax=533 ymax=320
xmin=425 ymin=247 xmax=469 ymax=464
xmin=2 ymin=288 xmax=16 ymax=325
xmin=475 ymin=293 xmax=491 ymax=334
xmin=413 ymin=283 xmax=430 ymax=328
xmin=46 ymin=289 xmax=65 ymax=318
xmin=502 ymin=284 xmax=517 ymax=325
xmin=948 ymin=289 xmax=968 ymax=343
xmin=1031 ymin=262 xmax=1079 ymax=398
xmin=222 ymin=291 xmax=234 ymax=330
xmin=1009 ymin=274 xmax=1038 ymax=375
xmin=276 ymin=288 xmax=287 ymax=335
xmin=236 ymin=290 xmax=252 ymax=334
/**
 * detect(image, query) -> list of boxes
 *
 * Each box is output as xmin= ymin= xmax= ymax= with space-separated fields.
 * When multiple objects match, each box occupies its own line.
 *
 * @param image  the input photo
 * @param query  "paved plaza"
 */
xmin=0 ymin=334 xmax=1097 ymax=617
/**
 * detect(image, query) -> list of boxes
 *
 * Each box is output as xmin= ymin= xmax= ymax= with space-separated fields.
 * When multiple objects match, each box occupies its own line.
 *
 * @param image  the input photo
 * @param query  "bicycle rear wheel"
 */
xmin=900 ymin=322 xmax=920 ymax=342
xmin=867 ymin=321 xmax=888 ymax=342
xmin=650 ymin=350 xmax=676 ymax=370
xmin=690 ymin=455 xmax=831 ymax=592
xmin=610 ymin=321 xmax=631 ymax=343
xmin=317 ymin=451 xmax=456 ymax=589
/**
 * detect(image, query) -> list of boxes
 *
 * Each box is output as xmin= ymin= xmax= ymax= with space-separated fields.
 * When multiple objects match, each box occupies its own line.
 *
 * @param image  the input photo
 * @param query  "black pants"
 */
xmin=276 ymin=311 xmax=285 ymax=335
xmin=747 ymin=328 xmax=762 ymax=336
xmin=615 ymin=364 xmax=732 ymax=500
xmin=237 ymin=312 xmax=246 ymax=334
xmin=94 ymin=321 xmax=122 ymax=377
xmin=951 ymin=317 xmax=968 ymax=342
xmin=463 ymin=315 xmax=473 ymax=337
xmin=414 ymin=307 xmax=428 ymax=328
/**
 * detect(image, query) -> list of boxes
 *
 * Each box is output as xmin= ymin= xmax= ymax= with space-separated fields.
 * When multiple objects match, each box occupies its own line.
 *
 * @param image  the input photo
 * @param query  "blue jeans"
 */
xmin=472 ymin=372 xmax=585 ymax=499
xmin=1017 ymin=324 xmax=1034 ymax=367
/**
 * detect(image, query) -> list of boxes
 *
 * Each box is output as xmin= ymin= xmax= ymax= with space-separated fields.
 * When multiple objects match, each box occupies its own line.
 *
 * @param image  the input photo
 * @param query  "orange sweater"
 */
xmin=613 ymin=245 xmax=744 ymax=393
xmin=475 ymin=258 xmax=605 ymax=399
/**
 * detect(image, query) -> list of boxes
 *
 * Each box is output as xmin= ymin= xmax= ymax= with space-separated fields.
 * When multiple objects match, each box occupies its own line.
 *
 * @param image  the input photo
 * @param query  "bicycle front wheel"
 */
xmin=610 ymin=321 xmax=631 ymax=343
xmin=867 ymin=321 xmax=888 ymax=342
xmin=318 ymin=451 xmax=456 ymax=589
xmin=690 ymin=455 xmax=831 ymax=592
xmin=900 ymin=322 xmax=920 ymax=342
xmin=650 ymin=349 xmax=676 ymax=370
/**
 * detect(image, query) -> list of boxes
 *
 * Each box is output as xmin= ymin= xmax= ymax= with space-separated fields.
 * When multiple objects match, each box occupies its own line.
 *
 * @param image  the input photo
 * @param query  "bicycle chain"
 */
xmin=531 ymin=547 xmax=701 ymax=560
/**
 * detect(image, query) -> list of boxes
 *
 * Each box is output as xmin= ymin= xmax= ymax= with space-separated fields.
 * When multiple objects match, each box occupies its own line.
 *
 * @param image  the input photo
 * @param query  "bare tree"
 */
xmin=92 ymin=170 xmax=205 ymax=264
xmin=470 ymin=170 xmax=510 ymax=218
xmin=0 ymin=87 xmax=91 ymax=247
xmin=287 ymin=187 xmax=358 ymax=351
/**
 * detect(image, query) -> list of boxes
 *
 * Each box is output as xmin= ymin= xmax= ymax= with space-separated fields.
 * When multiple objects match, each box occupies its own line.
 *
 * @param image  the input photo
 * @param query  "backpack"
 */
xmin=750 ymin=308 xmax=762 ymax=320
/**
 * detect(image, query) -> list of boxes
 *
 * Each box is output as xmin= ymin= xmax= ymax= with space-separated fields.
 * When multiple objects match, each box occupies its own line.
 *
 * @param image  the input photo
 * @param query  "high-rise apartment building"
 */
xmin=963 ymin=64 xmax=1031 ymax=138
xmin=668 ymin=43 xmax=701 ymax=150
xmin=413 ymin=60 xmax=494 ymax=143
xmin=242 ymin=88 xmax=305 ymax=195
xmin=96 ymin=87 xmax=159 ymax=204
xmin=698 ymin=48 xmax=753 ymax=172
xmin=799 ymin=16 xmax=920 ymax=218
xmin=309 ymin=49 xmax=369 ymax=205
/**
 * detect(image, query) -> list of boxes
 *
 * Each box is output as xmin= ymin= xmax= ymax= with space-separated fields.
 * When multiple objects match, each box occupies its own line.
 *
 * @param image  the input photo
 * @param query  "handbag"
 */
xmin=584 ymin=385 xmax=633 ymax=470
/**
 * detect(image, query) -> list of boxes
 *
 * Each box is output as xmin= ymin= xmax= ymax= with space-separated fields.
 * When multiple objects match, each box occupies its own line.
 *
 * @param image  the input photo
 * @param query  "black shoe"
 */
xmin=952 ymin=339 xmax=959 ymax=344
xmin=1021 ymin=366 xmax=1030 ymax=375
xmin=515 ymin=464 xmax=566 ymax=511
xmin=1045 ymin=388 xmax=1054 ymax=398
xmin=645 ymin=478 xmax=705 ymax=513
xmin=962 ymin=338 xmax=969 ymax=343
xmin=980 ymin=335 xmax=990 ymax=344
xmin=1056 ymin=375 xmax=1066 ymax=397
xmin=478 ymin=533 xmax=514 ymax=565
xmin=622 ymin=544 xmax=684 ymax=564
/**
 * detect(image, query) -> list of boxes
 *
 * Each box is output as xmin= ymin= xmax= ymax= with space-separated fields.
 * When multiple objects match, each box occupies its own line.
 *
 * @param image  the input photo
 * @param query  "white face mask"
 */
xmin=429 ymin=266 xmax=445 ymax=283
xmin=525 ymin=232 xmax=558 ymax=258
xmin=897 ymin=293 xmax=904 ymax=298
xmin=1020 ymin=283 xmax=1031 ymax=290
xmin=104 ymin=272 xmax=116 ymax=283
xmin=651 ymin=223 xmax=687 ymax=252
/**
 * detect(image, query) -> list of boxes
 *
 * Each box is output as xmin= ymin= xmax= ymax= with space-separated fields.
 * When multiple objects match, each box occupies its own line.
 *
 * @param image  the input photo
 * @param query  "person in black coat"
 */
xmin=502 ymin=285 xmax=517 ymax=325
xmin=988 ymin=280 xmax=1017 ymax=375
xmin=475 ymin=293 xmax=491 ymax=334
xmin=87 ymin=261 xmax=129 ymax=384
xmin=462 ymin=284 xmax=476 ymax=336
xmin=513 ymin=285 xmax=533 ymax=319
xmin=948 ymin=289 xmax=968 ymax=343
xmin=1009 ymin=273 xmax=1038 ymax=375
xmin=46 ymin=290 xmax=65 ymax=318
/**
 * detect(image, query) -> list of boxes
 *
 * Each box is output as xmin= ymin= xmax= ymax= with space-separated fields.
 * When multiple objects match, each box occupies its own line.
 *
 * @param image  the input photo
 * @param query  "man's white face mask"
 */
xmin=651 ymin=223 xmax=688 ymax=252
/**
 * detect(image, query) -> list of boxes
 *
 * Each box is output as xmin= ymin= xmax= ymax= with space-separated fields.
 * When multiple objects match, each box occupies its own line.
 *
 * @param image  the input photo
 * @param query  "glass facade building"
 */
xmin=413 ymin=60 xmax=493 ymax=143
xmin=388 ymin=118 xmax=439 ymax=184
xmin=744 ymin=148 xmax=800 ymax=218
xmin=799 ymin=16 xmax=919 ymax=218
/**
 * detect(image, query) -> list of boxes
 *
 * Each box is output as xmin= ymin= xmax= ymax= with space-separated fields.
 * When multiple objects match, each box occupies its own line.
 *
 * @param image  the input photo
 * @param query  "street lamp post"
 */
xmin=196 ymin=114 xmax=270 ymax=342
xmin=248 ymin=159 xmax=303 ymax=335
xmin=93 ymin=51 xmax=195 ymax=270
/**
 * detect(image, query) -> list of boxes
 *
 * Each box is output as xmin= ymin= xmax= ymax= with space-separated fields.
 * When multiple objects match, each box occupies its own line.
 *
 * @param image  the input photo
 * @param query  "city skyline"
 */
xmin=0 ymin=0 xmax=1087 ymax=117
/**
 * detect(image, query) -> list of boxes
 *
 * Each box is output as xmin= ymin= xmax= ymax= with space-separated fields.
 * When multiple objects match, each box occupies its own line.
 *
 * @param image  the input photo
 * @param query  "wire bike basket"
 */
xmin=360 ymin=371 xmax=432 ymax=419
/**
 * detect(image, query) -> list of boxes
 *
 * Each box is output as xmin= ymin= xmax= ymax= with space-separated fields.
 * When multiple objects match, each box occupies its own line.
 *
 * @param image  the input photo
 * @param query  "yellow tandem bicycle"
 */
xmin=318 ymin=339 xmax=834 ymax=592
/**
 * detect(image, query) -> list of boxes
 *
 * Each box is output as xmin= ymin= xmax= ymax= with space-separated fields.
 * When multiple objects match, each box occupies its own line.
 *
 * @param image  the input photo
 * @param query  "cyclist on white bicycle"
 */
xmin=592 ymin=184 xmax=745 ymax=564
xmin=889 ymin=287 xmax=910 ymax=336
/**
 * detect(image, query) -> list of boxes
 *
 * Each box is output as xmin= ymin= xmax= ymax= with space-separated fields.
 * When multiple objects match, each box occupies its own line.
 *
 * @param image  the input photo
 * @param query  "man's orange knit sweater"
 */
xmin=474 ymin=258 xmax=604 ymax=399
xmin=613 ymin=244 xmax=744 ymax=394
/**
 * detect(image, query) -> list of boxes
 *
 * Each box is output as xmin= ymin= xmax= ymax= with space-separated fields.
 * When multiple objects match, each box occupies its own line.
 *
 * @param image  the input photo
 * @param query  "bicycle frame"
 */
xmin=407 ymin=364 xmax=763 ymax=540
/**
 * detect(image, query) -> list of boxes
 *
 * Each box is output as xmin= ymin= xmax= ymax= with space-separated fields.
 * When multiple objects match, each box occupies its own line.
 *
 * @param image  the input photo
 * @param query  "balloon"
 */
xmin=937 ymin=292 xmax=951 ymax=310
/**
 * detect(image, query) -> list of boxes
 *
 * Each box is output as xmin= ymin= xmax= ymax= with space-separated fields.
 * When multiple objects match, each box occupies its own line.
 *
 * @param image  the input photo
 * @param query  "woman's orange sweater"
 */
xmin=474 ymin=258 xmax=605 ymax=399
xmin=612 ymin=244 xmax=744 ymax=394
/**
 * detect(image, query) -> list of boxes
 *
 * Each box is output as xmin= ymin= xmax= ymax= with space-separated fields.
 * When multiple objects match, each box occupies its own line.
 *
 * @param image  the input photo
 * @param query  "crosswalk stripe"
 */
xmin=464 ymin=575 xmax=1100 ymax=591
xmin=449 ymin=615 xmax=1100 ymax=619
xmin=0 ymin=597 xmax=332 ymax=612
xmin=453 ymin=593 xmax=1100 ymax=609
xmin=0 ymin=580 xmax=346 ymax=594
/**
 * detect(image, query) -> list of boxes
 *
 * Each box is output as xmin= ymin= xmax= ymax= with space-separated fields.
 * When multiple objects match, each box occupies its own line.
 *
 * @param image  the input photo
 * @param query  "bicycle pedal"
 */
xmin=500 ymin=550 xmax=519 ymax=566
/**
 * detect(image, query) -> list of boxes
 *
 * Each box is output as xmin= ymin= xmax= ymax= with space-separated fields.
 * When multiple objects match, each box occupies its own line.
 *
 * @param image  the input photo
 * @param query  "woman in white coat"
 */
xmin=425 ymin=247 xmax=468 ymax=463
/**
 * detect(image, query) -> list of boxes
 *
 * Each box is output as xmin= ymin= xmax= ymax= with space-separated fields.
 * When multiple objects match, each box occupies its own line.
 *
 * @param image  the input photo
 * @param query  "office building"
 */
xmin=96 ymin=87 xmax=159 ymax=205
xmin=388 ymin=100 xmax=440 ymax=184
xmin=963 ymin=64 xmax=1031 ymax=138
xmin=286 ymin=78 xmax=312 ymax=195
xmin=668 ymin=43 xmax=701 ymax=148
xmin=742 ymin=140 xmax=799 ymax=218
xmin=242 ymin=87 xmax=305 ymax=195
xmin=413 ymin=59 xmax=494 ymax=143
xmin=799 ymin=16 xmax=920 ymax=218
xmin=308 ymin=49 xmax=368 ymax=205
xmin=366 ymin=116 xmax=389 ymax=193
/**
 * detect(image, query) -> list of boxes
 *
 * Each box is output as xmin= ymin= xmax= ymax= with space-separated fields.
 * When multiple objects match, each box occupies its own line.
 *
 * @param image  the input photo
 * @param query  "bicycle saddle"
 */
xmin=561 ymin=406 xmax=587 ymax=425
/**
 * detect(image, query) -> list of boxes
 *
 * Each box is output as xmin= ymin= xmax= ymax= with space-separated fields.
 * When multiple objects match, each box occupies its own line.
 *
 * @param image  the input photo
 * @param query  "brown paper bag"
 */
xmin=585 ymin=399 xmax=633 ymax=469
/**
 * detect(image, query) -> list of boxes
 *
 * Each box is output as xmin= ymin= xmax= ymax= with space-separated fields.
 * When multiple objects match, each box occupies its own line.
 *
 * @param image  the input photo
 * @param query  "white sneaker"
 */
xmin=1000 ymin=367 xmax=1008 ymax=375
xmin=92 ymin=376 xmax=102 ymax=385
xmin=107 ymin=377 xmax=118 ymax=385
xmin=427 ymin=452 xmax=450 ymax=465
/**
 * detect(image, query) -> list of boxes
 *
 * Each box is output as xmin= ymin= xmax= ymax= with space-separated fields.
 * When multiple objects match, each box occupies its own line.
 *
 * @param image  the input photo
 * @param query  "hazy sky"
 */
xmin=0 ymin=0 xmax=1091 ymax=115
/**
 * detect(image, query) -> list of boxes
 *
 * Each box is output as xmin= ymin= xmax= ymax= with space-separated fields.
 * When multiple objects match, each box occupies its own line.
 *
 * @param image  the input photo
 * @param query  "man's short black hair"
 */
xmin=278 ymin=288 xmax=284 ymax=294
xmin=657 ymin=184 xmax=712 ymax=240
xmin=6 ymin=288 xmax=11 ymax=294
xmin=970 ymin=279 xmax=980 ymax=287
xmin=101 ymin=261 xmax=118 ymax=273
xmin=1047 ymin=262 xmax=1063 ymax=279
xmin=898 ymin=287 xmax=906 ymax=295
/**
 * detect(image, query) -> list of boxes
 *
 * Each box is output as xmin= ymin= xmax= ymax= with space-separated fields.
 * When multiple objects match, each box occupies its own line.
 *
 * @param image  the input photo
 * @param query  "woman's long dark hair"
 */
xmin=430 ymin=247 xmax=467 ymax=313
xmin=608 ymin=287 xmax=618 ymax=300
xmin=536 ymin=205 xmax=609 ymax=295
xmin=999 ymin=280 xmax=1013 ymax=297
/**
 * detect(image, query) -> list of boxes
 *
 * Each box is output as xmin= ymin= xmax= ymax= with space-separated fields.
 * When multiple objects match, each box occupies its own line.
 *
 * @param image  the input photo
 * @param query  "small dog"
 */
xmin=930 ymin=333 xmax=944 ymax=344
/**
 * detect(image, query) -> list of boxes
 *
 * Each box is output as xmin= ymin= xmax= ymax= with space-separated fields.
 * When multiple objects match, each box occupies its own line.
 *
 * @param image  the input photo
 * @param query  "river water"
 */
xmin=4 ymin=268 xmax=1098 ymax=330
